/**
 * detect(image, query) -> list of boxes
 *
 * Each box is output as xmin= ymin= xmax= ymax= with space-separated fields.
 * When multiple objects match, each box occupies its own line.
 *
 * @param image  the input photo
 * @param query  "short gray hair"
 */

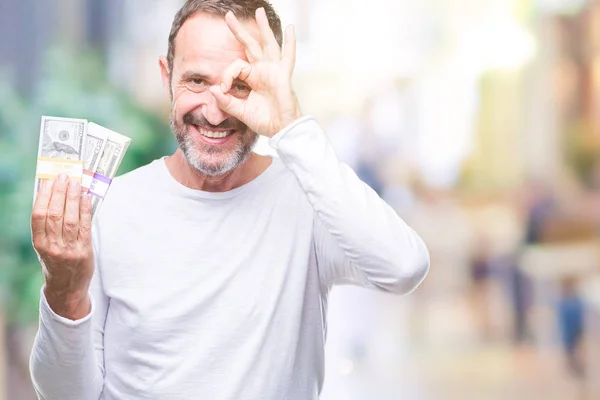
xmin=167 ymin=0 xmax=283 ymax=76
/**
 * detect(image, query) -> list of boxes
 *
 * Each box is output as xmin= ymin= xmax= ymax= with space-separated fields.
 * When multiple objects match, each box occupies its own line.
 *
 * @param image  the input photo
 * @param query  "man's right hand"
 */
xmin=31 ymin=174 xmax=95 ymax=320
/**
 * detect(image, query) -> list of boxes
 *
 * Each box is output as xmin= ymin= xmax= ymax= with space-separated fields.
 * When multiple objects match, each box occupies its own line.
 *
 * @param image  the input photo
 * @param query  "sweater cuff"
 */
xmin=268 ymin=115 xmax=317 ymax=150
xmin=40 ymin=286 xmax=94 ymax=327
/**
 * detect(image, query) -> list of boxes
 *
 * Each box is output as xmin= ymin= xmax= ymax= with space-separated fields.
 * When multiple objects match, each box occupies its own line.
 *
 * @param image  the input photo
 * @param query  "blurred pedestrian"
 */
xmin=557 ymin=276 xmax=585 ymax=378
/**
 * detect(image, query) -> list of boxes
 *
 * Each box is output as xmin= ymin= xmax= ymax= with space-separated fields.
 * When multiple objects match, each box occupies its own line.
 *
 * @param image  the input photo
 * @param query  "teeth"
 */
xmin=200 ymin=128 xmax=229 ymax=138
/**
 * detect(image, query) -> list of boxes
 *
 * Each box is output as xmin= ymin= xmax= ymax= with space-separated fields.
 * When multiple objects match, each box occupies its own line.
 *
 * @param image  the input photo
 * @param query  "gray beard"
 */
xmin=170 ymin=117 xmax=258 ymax=177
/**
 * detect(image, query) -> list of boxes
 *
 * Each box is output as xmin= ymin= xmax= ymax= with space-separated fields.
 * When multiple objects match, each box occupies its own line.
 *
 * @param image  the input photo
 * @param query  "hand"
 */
xmin=31 ymin=174 xmax=94 ymax=320
xmin=209 ymin=7 xmax=303 ymax=138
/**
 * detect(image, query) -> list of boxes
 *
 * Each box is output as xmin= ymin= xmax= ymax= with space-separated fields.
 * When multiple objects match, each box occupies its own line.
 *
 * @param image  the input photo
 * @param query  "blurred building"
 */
xmin=0 ymin=0 xmax=523 ymax=190
xmin=0 ymin=0 xmax=53 ymax=94
xmin=0 ymin=0 xmax=125 ymax=95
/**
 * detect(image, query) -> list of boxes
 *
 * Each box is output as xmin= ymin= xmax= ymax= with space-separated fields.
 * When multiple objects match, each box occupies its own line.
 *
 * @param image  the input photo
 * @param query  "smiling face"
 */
xmin=160 ymin=12 xmax=261 ymax=176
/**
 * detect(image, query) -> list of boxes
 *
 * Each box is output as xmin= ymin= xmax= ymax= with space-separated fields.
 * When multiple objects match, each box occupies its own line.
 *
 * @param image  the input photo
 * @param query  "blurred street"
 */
xmin=4 ymin=0 xmax=600 ymax=399
xmin=321 ymin=285 xmax=587 ymax=400
xmin=5 ymin=280 xmax=592 ymax=400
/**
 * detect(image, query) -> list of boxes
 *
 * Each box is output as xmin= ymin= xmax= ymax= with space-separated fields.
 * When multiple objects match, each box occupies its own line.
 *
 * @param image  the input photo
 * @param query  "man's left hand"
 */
xmin=209 ymin=7 xmax=302 ymax=138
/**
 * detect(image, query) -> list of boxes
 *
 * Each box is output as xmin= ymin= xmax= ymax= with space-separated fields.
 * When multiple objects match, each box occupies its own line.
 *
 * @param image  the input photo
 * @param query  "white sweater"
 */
xmin=29 ymin=116 xmax=429 ymax=400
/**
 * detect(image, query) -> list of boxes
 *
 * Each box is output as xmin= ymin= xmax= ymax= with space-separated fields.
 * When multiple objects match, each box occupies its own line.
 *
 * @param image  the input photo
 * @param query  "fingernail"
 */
xmin=69 ymin=179 xmax=80 ymax=191
xmin=220 ymin=82 xmax=227 ymax=93
xmin=58 ymin=173 xmax=68 ymax=182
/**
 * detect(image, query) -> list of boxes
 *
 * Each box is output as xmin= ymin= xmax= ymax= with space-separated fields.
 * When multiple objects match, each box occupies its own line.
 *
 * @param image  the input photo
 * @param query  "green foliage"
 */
xmin=0 ymin=45 xmax=175 ymax=324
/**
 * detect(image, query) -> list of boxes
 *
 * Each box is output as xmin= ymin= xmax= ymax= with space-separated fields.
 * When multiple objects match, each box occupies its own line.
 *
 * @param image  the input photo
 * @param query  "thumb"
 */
xmin=209 ymin=85 xmax=245 ymax=119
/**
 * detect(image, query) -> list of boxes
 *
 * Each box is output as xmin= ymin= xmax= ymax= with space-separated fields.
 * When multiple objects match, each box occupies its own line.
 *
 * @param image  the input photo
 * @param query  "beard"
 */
xmin=170 ymin=109 xmax=258 ymax=176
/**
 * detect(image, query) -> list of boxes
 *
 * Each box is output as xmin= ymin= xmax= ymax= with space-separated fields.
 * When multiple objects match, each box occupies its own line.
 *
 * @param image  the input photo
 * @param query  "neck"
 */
xmin=165 ymin=149 xmax=272 ymax=192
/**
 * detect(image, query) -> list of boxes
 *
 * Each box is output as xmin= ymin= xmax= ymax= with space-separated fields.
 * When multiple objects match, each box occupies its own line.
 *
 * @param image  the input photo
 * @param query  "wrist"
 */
xmin=44 ymin=284 xmax=91 ymax=320
xmin=271 ymin=110 xmax=303 ymax=137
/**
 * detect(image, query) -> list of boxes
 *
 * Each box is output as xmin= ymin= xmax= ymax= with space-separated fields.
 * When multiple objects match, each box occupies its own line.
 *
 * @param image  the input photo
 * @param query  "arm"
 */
xmin=30 ymin=261 xmax=108 ymax=400
xmin=270 ymin=116 xmax=430 ymax=294
xmin=29 ymin=176 xmax=107 ymax=399
xmin=208 ymin=10 xmax=428 ymax=292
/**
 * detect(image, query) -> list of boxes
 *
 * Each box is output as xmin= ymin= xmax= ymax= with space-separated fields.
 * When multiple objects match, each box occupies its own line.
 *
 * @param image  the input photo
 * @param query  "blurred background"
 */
xmin=2 ymin=0 xmax=600 ymax=399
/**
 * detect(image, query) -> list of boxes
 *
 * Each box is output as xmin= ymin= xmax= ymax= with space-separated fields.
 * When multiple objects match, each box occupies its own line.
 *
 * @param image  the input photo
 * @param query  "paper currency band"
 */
xmin=36 ymin=174 xmax=83 ymax=183
xmin=93 ymin=173 xmax=112 ymax=185
xmin=89 ymin=173 xmax=113 ymax=199
xmin=36 ymin=157 xmax=84 ymax=182
xmin=37 ymin=157 xmax=84 ymax=164
xmin=82 ymin=169 xmax=96 ymax=191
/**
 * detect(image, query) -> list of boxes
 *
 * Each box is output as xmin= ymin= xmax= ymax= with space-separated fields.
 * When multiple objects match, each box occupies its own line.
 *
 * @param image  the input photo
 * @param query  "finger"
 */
xmin=62 ymin=179 xmax=81 ymax=245
xmin=46 ymin=174 xmax=69 ymax=240
xmin=78 ymin=193 xmax=93 ymax=246
xmin=31 ymin=179 xmax=53 ymax=246
xmin=225 ymin=11 xmax=263 ymax=61
xmin=255 ymin=7 xmax=281 ymax=59
xmin=209 ymin=85 xmax=246 ymax=120
xmin=282 ymin=25 xmax=297 ymax=75
xmin=220 ymin=59 xmax=254 ymax=93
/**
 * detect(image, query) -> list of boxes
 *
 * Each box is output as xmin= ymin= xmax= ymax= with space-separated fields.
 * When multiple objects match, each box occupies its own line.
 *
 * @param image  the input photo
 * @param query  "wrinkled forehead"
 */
xmin=172 ymin=12 xmax=260 ymax=75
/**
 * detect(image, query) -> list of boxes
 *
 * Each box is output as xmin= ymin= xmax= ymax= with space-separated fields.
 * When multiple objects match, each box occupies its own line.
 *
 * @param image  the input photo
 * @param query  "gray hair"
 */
xmin=167 ymin=0 xmax=283 ymax=79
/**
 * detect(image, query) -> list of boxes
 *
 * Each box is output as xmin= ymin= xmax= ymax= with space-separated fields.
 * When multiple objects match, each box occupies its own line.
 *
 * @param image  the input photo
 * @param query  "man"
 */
xmin=29 ymin=1 xmax=430 ymax=399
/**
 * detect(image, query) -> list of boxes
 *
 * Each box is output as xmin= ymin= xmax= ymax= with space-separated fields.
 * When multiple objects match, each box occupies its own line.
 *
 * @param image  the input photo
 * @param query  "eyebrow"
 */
xmin=179 ymin=70 xmax=250 ymax=86
xmin=179 ymin=71 xmax=212 ymax=81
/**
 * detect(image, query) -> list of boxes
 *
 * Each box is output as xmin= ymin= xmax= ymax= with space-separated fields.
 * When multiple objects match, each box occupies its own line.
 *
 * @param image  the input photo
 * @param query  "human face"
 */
xmin=160 ymin=13 xmax=261 ymax=176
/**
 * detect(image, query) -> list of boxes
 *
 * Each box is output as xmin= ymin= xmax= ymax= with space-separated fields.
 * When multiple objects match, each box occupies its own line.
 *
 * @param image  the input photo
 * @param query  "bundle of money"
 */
xmin=34 ymin=116 xmax=87 ymax=196
xmin=88 ymin=124 xmax=131 ymax=215
xmin=82 ymin=122 xmax=109 ymax=193
xmin=34 ymin=116 xmax=131 ymax=218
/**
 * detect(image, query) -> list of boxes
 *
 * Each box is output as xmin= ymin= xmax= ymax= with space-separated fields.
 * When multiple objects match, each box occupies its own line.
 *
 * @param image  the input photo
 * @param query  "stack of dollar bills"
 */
xmin=34 ymin=116 xmax=131 ymax=217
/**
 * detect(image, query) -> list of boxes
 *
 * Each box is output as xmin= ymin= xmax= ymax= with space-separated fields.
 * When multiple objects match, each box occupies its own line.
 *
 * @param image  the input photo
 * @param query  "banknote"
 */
xmin=89 ymin=127 xmax=131 ymax=216
xmin=34 ymin=116 xmax=87 ymax=200
xmin=82 ymin=123 xmax=109 ymax=193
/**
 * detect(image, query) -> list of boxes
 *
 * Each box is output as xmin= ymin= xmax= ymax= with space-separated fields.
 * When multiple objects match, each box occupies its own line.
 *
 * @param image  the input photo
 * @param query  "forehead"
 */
xmin=173 ymin=12 xmax=259 ymax=71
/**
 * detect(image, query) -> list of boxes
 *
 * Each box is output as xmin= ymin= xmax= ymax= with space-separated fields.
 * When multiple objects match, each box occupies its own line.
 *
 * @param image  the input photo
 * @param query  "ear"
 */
xmin=159 ymin=56 xmax=173 ymax=100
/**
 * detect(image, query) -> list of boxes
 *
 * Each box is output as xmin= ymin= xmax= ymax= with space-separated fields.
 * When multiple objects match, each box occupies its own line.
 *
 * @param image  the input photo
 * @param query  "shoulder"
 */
xmin=94 ymin=158 xmax=164 ymax=220
xmin=103 ymin=157 xmax=172 ymax=203
xmin=262 ymin=156 xmax=302 ymax=193
xmin=109 ymin=159 xmax=162 ymax=193
xmin=258 ymin=157 xmax=315 ymax=221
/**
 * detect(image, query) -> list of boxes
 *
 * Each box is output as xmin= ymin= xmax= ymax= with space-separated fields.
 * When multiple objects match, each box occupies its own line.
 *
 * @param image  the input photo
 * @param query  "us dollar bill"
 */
xmin=89 ymin=127 xmax=131 ymax=217
xmin=34 ymin=116 xmax=88 ymax=200
xmin=82 ymin=123 xmax=109 ymax=192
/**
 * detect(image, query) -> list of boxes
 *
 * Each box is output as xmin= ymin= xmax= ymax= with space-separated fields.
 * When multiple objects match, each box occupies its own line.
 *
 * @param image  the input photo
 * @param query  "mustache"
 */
xmin=182 ymin=112 xmax=245 ymax=131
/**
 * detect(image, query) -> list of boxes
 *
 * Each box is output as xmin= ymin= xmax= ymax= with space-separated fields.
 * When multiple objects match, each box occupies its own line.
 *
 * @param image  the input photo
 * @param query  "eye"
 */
xmin=230 ymin=83 xmax=251 ymax=99
xmin=232 ymin=83 xmax=250 ymax=92
xmin=185 ymin=78 xmax=207 ymax=93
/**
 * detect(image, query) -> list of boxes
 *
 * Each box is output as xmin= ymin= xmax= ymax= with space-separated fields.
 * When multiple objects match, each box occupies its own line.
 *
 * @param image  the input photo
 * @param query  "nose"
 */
xmin=200 ymin=92 xmax=229 ymax=127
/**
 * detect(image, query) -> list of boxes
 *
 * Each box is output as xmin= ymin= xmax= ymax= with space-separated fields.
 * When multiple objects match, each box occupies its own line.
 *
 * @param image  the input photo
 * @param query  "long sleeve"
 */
xmin=269 ymin=116 xmax=430 ymax=294
xmin=29 ymin=231 xmax=109 ymax=400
